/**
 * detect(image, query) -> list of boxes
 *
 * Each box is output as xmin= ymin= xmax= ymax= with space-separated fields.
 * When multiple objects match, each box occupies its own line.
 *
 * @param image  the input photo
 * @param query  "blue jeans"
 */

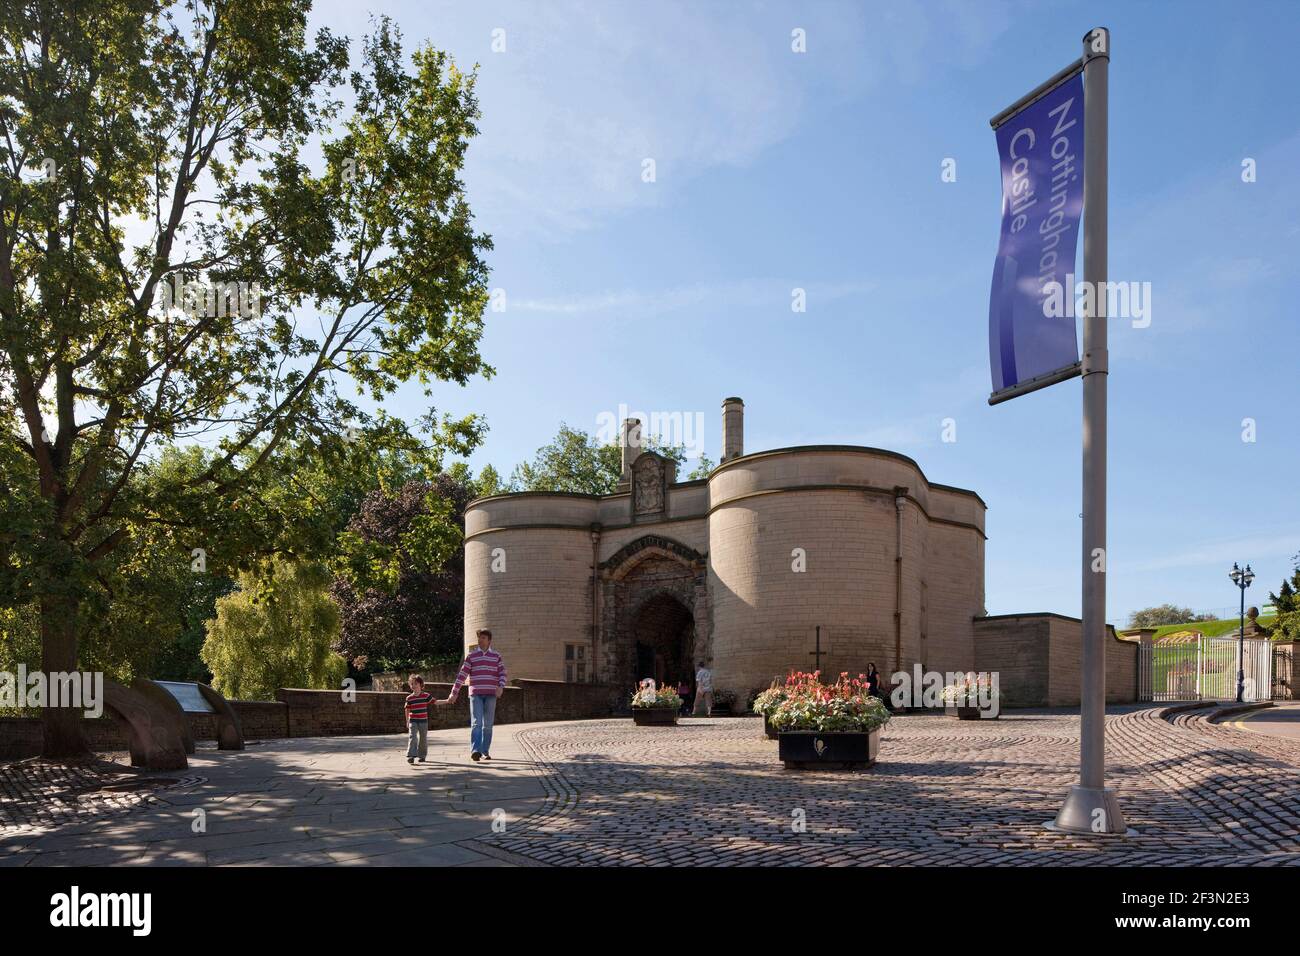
xmin=406 ymin=719 xmax=428 ymax=759
xmin=470 ymin=693 xmax=498 ymax=755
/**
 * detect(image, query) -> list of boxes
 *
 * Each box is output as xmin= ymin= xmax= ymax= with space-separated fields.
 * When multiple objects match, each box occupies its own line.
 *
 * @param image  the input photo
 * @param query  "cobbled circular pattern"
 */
xmin=482 ymin=709 xmax=1300 ymax=866
xmin=0 ymin=758 xmax=205 ymax=834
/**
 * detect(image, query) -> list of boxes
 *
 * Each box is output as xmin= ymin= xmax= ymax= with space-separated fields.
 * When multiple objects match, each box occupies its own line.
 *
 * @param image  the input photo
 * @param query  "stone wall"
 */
xmin=464 ymin=521 xmax=596 ymax=682
xmin=277 ymin=679 xmax=619 ymax=735
xmin=463 ymin=445 xmax=987 ymax=704
xmin=706 ymin=449 xmax=986 ymax=698
xmin=0 ymin=679 xmax=619 ymax=761
xmin=974 ymin=612 xmax=1139 ymax=706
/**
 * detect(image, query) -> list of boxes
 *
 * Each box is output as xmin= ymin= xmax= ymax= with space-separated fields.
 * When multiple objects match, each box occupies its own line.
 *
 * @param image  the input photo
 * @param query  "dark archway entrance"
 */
xmin=633 ymin=593 xmax=695 ymax=686
xmin=597 ymin=534 xmax=710 ymax=688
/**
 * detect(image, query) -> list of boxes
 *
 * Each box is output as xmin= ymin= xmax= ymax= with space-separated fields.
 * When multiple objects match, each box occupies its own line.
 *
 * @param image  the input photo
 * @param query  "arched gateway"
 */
xmin=598 ymin=535 xmax=709 ymax=688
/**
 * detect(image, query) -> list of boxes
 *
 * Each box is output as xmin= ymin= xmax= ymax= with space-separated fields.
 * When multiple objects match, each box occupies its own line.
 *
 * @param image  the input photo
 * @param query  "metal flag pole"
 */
xmin=1049 ymin=26 xmax=1131 ymax=836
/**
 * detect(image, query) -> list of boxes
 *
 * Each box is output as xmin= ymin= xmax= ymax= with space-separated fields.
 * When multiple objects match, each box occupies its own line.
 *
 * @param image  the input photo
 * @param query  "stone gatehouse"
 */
xmin=462 ymin=398 xmax=998 ymax=701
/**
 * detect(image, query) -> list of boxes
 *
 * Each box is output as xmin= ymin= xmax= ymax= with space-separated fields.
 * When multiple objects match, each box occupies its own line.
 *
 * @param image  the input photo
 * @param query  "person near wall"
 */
xmin=693 ymin=661 xmax=714 ymax=717
xmin=404 ymin=675 xmax=433 ymax=765
xmin=441 ymin=628 xmax=507 ymax=762
xmin=866 ymin=663 xmax=881 ymax=700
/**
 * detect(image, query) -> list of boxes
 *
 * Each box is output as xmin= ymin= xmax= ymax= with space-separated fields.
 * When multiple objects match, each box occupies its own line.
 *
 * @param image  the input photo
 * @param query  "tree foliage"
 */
xmin=1127 ymin=604 xmax=1210 ymax=628
xmin=508 ymin=423 xmax=690 ymax=496
xmin=201 ymin=556 xmax=346 ymax=700
xmin=0 ymin=2 xmax=492 ymax=753
xmin=1269 ymin=556 xmax=1300 ymax=641
xmin=329 ymin=473 xmax=473 ymax=670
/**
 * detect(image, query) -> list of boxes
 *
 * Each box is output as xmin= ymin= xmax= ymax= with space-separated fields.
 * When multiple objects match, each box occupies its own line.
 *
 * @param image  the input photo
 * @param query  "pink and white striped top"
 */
xmin=452 ymin=648 xmax=507 ymax=696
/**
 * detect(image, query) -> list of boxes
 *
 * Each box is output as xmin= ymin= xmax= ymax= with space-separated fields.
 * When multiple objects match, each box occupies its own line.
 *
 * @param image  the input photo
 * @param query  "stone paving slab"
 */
xmin=0 ymin=725 xmax=545 ymax=867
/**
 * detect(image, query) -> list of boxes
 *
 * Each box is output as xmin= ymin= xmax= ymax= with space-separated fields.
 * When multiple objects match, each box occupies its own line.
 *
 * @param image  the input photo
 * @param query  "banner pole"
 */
xmin=1048 ymin=25 xmax=1130 ymax=836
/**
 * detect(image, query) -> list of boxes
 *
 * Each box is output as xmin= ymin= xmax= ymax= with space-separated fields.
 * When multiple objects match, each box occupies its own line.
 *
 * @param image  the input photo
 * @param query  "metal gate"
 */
xmin=1140 ymin=634 xmax=1272 ymax=702
xmin=1273 ymin=645 xmax=1294 ymax=700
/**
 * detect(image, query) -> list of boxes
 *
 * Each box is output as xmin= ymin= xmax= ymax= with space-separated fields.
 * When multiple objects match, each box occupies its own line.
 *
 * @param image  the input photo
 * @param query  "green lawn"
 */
xmin=1149 ymin=616 xmax=1277 ymax=640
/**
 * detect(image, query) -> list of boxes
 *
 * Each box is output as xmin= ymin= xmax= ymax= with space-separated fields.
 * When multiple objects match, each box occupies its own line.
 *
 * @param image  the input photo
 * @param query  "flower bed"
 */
xmin=941 ymin=674 xmax=999 ymax=720
xmin=630 ymin=681 xmax=682 ymax=726
xmin=751 ymin=685 xmax=791 ymax=739
xmin=765 ymin=672 xmax=890 ymax=769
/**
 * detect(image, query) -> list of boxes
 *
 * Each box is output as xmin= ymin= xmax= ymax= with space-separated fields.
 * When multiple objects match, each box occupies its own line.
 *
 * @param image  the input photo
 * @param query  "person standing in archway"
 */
xmin=442 ymin=628 xmax=507 ymax=761
xmin=693 ymin=660 xmax=713 ymax=717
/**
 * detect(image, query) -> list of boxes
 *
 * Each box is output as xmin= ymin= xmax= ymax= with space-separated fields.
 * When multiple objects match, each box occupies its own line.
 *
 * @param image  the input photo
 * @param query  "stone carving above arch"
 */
xmin=631 ymin=452 xmax=669 ymax=520
xmin=600 ymin=534 xmax=707 ymax=581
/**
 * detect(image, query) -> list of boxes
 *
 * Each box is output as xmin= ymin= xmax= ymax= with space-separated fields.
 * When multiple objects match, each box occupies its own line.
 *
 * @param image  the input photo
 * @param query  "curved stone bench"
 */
xmin=102 ymin=680 xmax=188 ymax=771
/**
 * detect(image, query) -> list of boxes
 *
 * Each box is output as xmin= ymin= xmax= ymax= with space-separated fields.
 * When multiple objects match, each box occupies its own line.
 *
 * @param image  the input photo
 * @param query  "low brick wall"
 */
xmin=0 ymin=680 xmax=619 ymax=760
xmin=974 ymin=612 xmax=1138 ymax=707
xmin=276 ymin=679 xmax=619 ymax=737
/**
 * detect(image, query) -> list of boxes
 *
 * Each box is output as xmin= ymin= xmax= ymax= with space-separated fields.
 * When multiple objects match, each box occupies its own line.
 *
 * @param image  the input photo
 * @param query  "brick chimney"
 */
xmin=721 ymin=397 xmax=744 ymax=463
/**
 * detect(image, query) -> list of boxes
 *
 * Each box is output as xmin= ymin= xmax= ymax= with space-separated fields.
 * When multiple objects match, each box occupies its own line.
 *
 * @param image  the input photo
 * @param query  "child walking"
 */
xmin=404 ymin=675 xmax=433 ymax=764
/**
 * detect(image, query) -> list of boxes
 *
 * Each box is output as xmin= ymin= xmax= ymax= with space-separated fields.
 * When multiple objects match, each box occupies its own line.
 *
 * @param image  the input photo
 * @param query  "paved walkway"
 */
xmin=1 ymin=726 xmax=545 ymax=867
xmin=3 ymin=706 xmax=1299 ymax=866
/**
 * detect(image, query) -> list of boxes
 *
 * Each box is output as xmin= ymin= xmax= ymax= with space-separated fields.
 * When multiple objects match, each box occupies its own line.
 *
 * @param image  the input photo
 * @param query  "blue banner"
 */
xmin=988 ymin=70 xmax=1084 ymax=398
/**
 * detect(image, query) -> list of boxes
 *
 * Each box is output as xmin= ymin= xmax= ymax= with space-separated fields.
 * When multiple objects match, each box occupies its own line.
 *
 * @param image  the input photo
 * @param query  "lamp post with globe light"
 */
xmin=1229 ymin=562 xmax=1255 ymax=702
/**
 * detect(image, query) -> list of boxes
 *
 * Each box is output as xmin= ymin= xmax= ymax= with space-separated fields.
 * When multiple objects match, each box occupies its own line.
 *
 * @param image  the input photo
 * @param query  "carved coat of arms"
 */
xmin=632 ymin=454 xmax=665 ymax=517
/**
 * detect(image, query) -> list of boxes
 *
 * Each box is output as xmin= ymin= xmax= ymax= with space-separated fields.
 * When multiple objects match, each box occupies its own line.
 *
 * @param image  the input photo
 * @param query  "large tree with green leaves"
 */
xmin=201 ymin=556 xmax=346 ymax=700
xmin=0 ymin=1 xmax=492 ymax=754
xmin=508 ymin=423 xmax=711 ymax=495
xmin=1269 ymin=555 xmax=1300 ymax=641
xmin=1126 ymin=604 xmax=1207 ymax=629
xmin=329 ymin=470 xmax=474 ymax=672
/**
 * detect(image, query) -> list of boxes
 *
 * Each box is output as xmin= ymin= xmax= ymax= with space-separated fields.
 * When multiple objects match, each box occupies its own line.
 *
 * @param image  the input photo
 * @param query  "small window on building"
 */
xmin=564 ymin=643 xmax=587 ymax=683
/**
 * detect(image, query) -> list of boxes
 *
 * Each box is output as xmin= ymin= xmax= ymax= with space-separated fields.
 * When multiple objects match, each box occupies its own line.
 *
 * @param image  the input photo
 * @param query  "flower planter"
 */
xmin=632 ymin=707 xmax=679 ymax=726
xmin=945 ymin=705 xmax=996 ymax=720
xmin=778 ymin=728 xmax=879 ymax=770
xmin=763 ymin=715 xmax=778 ymax=740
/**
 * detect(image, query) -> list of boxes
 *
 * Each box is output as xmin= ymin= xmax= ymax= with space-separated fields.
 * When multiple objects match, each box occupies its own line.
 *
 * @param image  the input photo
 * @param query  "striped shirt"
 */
xmin=452 ymin=647 xmax=507 ymax=696
xmin=404 ymin=691 xmax=432 ymax=720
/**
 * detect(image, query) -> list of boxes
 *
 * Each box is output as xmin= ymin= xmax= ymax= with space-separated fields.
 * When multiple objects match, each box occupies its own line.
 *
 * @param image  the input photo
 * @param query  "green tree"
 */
xmin=0 ymin=3 xmax=492 ymax=754
xmin=686 ymin=454 xmax=716 ymax=480
xmin=509 ymin=423 xmax=691 ymax=495
xmin=1127 ymin=604 xmax=1202 ymax=628
xmin=1269 ymin=556 xmax=1300 ymax=641
xmin=201 ymin=557 xmax=346 ymax=700
xmin=330 ymin=473 xmax=473 ymax=672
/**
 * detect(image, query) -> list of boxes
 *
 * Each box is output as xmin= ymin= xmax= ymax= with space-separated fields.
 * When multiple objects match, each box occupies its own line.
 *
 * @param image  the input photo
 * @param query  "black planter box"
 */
xmin=778 ymin=728 xmax=879 ymax=769
xmin=945 ymin=705 xmax=996 ymax=720
xmin=763 ymin=715 xmax=778 ymax=739
xmin=632 ymin=707 xmax=678 ymax=726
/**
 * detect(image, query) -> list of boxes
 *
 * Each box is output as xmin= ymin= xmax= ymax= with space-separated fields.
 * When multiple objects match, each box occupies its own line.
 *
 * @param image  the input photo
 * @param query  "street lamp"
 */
xmin=1229 ymin=562 xmax=1255 ymax=702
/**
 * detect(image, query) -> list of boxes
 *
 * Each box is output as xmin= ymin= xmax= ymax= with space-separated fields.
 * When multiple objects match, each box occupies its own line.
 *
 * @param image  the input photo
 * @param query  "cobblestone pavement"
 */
xmin=3 ymin=706 xmax=1298 ymax=866
xmin=481 ymin=707 xmax=1300 ymax=866
xmin=0 ymin=757 xmax=203 ymax=833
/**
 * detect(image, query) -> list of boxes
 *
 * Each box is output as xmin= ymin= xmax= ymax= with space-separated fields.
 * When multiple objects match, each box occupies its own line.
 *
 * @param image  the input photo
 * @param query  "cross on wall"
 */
xmin=809 ymin=625 xmax=827 ymax=671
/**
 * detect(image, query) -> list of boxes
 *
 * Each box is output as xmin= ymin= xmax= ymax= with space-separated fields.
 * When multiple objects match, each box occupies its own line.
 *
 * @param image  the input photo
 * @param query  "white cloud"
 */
xmin=509 ymin=277 xmax=874 ymax=316
xmin=393 ymin=0 xmax=1016 ymax=237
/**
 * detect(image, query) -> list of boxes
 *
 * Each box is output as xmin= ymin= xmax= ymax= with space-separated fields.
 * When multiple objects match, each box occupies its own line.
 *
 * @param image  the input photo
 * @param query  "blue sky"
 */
xmin=308 ymin=0 xmax=1300 ymax=624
